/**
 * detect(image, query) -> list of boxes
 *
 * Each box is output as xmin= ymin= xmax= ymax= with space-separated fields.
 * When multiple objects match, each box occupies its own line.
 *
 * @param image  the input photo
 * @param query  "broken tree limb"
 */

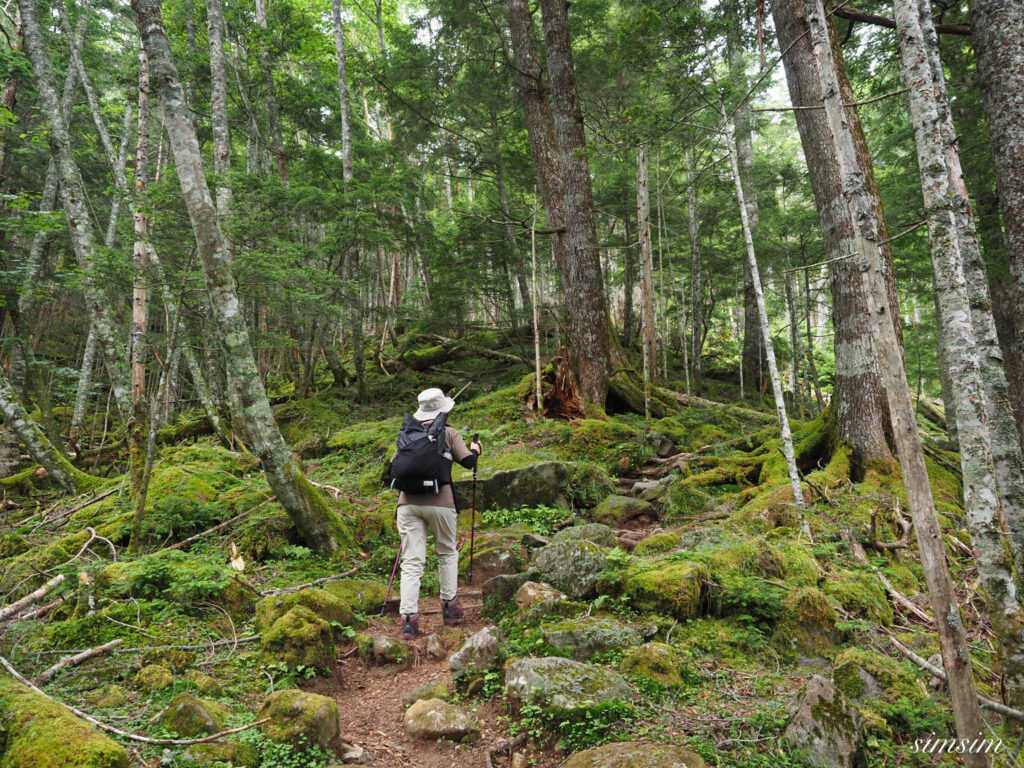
xmin=1 ymin=652 xmax=268 ymax=744
xmin=36 ymin=638 xmax=123 ymax=685
xmin=890 ymin=637 xmax=1024 ymax=722
xmin=262 ymin=566 xmax=361 ymax=596
xmin=842 ymin=528 xmax=933 ymax=624
xmin=29 ymin=635 xmax=260 ymax=656
xmin=12 ymin=594 xmax=70 ymax=623
xmin=0 ymin=574 xmax=65 ymax=623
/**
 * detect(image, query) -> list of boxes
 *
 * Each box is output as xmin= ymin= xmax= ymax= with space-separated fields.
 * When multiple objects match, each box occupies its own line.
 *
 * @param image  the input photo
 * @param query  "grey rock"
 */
xmin=591 ymin=495 xmax=659 ymax=529
xmin=783 ymin=675 xmax=866 ymax=768
xmin=403 ymin=682 xmax=449 ymax=708
xmin=424 ymin=634 xmax=446 ymax=660
xmin=550 ymin=523 xmax=617 ymax=548
xmin=403 ymin=698 xmax=480 ymax=741
xmin=449 ymin=626 xmax=501 ymax=679
xmin=541 ymin=617 xmax=642 ymax=661
xmin=515 ymin=581 xmax=566 ymax=609
xmin=534 ymin=540 xmax=611 ymax=598
xmin=504 ymin=656 xmax=632 ymax=710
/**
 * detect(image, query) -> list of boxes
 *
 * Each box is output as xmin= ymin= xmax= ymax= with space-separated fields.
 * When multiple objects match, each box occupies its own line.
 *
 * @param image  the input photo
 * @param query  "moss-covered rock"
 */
xmin=632 ymin=532 xmax=680 ymax=557
xmin=774 ymin=587 xmax=841 ymax=657
xmin=82 ymin=685 xmax=127 ymax=709
xmin=590 ymin=495 xmax=659 ymax=529
xmin=0 ymin=676 xmax=129 ymax=768
xmin=624 ymin=561 xmax=709 ymax=620
xmin=504 ymin=656 xmax=632 ymax=710
xmin=482 ymin=571 xmax=536 ymax=618
xmin=258 ymin=689 xmax=340 ymax=748
xmin=831 ymin=648 xmax=935 ymax=738
xmin=619 ymin=642 xmax=689 ymax=686
xmin=515 ymin=581 xmax=566 ymax=609
xmin=0 ymin=533 xmax=29 ymax=560
xmin=458 ymin=545 xmax=524 ymax=582
xmin=823 ymin=570 xmax=893 ymax=625
xmin=355 ymin=633 xmax=410 ymax=666
xmin=180 ymin=740 xmax=258 ymax=767
xmin=133 ymin=664 xmax=174 ymax=693
xmin=255 ymin=588 xmax=353 ymax=638
xmin=541 ymin=617 xmax=642 ymax=661
xmin=402 ymin=683 xmax=450 ymax=708
xmin=141 ymin=649 xmax=195 ymax=673
xmin=158 ymin=694 xmax=229 ymax=737
xmin=534 ymin=540 xmax=611 ymax=599
xmin=260 ymin=605 xmax=335 ymax=671
xmin=521 ymin=598 xmax=587 ymax=626
xmin=549 ymin=523 xmax=617 ymax=548
xmin=182 ymin=670 xmax=223 ymax=697
xmin=783 ymin=675 xmax=866 ymax=768
xmin=403 ymin=698 xmax=480 ymax=742
xmin=452 ymin=461 xmax=613 ymax=513
xmin=323 ymin=579 xmax=387 ymax=614
xmin=560 ymin=742 xmax=707 ymax=768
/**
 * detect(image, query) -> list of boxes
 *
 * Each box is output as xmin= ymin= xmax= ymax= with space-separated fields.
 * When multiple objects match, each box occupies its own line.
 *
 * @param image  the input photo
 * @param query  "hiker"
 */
xmin=389 ymin=387 xmax=482 ymax=639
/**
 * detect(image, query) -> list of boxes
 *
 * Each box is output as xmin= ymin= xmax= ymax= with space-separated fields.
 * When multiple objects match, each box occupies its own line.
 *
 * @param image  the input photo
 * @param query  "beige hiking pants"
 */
xmin=396 ymin=504 xmax=458 ymax=616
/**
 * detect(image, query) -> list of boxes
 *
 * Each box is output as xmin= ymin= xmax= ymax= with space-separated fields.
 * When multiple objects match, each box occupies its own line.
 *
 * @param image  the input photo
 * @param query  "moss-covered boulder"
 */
xmin=323 ymin=579 xmax=387 ymax=614
xmin=141 ymin=649 xmax=195 ymax=673
xmin=403 ymin=683 xmax=450 ymax=708
xmin=482 ymin=571 xmax=536 ymax=618
xmin=183 ymin=670 xmax=223 ymax=697
xmin=515 ymin=581 xmax=566 ymax=609
xmin=449 ymin=626 xmax=502 ymax=680
xmin=258 ymin=689 xmax=340 ymax=748
xmin=521 ymin=598 xmax=587 ymax=626
xmin=458 ymin=545 xmax=524 ymax=583
xmin=0 ymin=533 xmax=29 ymax=560
xmin=180 ymin=740 xmax=258 ymax=767
xmin=632 ymin=532 xmax=680 ymax=557
xmin=550 ymin=523 xmax=617 ymax=548
xmin=82 ymin=684 xmax=127 ymax=709
xmin=591 ymin=496 xmax=659 ymax=529
xmin=453 ymin=461 xmax=613 ymax=513
xmin=355 ymin=633 xmax=411 ymax=666
xmin=0 ymin=676 xmax=129 ymax=768
xmin=260 ymin=605 xmax=335 ymax=670
xmin=255 ymin=588 xmax=353 ymax=637
xmin=541 ymin=617 xmax=642 ymax=661
xmin=133 ymin=664 xmax=174 ymax=693
xmin=832 ymin=648 xmax=933 ymax=737
xmin=823 ymin=570 xmax=893 ymax=625
xmin=624 ymin=562 xmax=709 ymax=620
xmin=561 ymin=742 xmax=707 ymax=768
xmin=775 ymin=588 xmax=841 ymax=657
xmin=403 ymin=699 xmax=480 ymax=742
xmin=504 ymin=657 xmax=632 ymax=710
xmin=158 ymin=694 xmax=229 ymax=737
xmin=619 ymin=643 xmax=688 ymax=686
xmin=783 ymin=675 xmax=866 ymax=768
xmin=534 ymin=540 xmax=611 ymax=599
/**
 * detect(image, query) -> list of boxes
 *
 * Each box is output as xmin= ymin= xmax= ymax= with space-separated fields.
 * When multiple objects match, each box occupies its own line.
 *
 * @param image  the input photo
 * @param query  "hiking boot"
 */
xmin=442 ymin=597 xmax=464 ymax=626
xmin=400 ymin=613 xmax=419 ymax=639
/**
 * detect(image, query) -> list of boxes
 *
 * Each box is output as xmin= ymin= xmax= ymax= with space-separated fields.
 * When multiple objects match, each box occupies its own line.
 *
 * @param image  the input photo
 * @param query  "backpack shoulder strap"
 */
xmin=396 ymin=414 xmax=425 ymax=450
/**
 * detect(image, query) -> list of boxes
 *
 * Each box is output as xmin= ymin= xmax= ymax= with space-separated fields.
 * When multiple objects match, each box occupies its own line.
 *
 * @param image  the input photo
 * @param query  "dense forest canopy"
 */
xmin=1 ymin=0 xmax=1024 ymax=765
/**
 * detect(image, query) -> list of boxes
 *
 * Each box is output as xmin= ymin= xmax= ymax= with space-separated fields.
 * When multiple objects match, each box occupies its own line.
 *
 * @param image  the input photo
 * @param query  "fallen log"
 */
xmin=36 ymin=639 xmax=123 ymax=685
xmin=0 ymin=574 xmax=65 ymax=623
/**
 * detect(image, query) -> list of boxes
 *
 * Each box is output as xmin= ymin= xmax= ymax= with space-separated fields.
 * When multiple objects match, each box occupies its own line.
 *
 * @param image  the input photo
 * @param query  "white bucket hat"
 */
xmin=413 ymin=387 xmax=455 ymax=421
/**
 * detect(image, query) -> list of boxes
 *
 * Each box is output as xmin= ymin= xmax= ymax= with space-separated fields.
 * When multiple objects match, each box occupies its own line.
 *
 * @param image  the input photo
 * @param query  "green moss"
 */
xmin=260 ymin=604 xmax=335 ymax=670
xmin=82 ymin=685 xmax=126 ymax=709
xmin=323 ymin=579 xmax=386 ymax=613
xmin=824 ymin=570 xmax=894 ymax=625
xmin=773 ymin=587 xmax=841 ymax=657
xmin=0 ymin=534 xmax=28 ymax=560
xmin=619 ymin=642 xmax=690 ymax=685
xmin=180 ymin=740 xmax=258 ymax=767
xmin=182 ymin=670 xmax=222 ymax=697
xmin=255 ymin=588 xmax=354 ymax=637
xmin=257 ymin=689 xmax=340 ymax=748
xmin=158 ymin=694 xmax=229 ymax=737
xmin=133 ymin=665 xmax=174 ymax=693
xmin=632 ymin=532 xmax=681 ymax=557
xmin=141 ymin=649 xmax=195 ymax=673
xmin=554 ymin=419 xmax=648 ymax=471
xmin=624 ymin=561 xmax=709 ymax=620
xmin=0 ymin=676 xmax=129 ymax=768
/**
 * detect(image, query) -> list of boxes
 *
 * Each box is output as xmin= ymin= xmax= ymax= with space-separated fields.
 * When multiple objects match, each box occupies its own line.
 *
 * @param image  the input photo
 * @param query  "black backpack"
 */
xmin=389 ymin=412 xmax=453 ymax=494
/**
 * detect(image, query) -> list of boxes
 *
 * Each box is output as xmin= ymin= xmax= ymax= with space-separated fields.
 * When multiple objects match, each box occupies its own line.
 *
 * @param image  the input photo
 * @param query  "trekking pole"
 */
xmin=380 ymin=545 xmax=402 ymax=617
xmin=468 ymin=434 xmax=479 ymax=585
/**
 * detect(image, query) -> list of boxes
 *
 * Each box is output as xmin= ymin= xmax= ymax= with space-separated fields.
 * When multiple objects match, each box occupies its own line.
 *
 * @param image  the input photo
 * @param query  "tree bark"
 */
xmin=969 ymin=0 xmax=1024 ymax=444
xmin=685 ymin=146 xmax=702 ymax=395
xmin=637 ymin=146 xmax=657 ymax=385
xmin=129 ymin=45 xmax=150 ymax=502
xmin=801 ymin=0 xmax=988 ymax=754
xmin=206 ymin=0 xmax=232 ymax=223
xmin=18 ymin=0 xmax=131 ymax=418
xmin=255 ymin=0 xmax=287 ymax=185
xmin=537 ymin=0 xmax=617 ymax=405
xmin=132 ymin=0 xmax=351 ymax=555
xmin=772 ymin=0 xmax=898 ymax=480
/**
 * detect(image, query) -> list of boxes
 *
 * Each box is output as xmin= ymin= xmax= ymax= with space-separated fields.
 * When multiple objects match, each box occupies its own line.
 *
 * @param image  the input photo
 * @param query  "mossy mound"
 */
xmin=183 ymin=670 xmax=223 ymax=697
xmin=180 ymin=740 xmax=258 ymax=767
xmin=255 ymin=588 xmax=353 ymax=637
xmin=823 ymin=570 xmax=894 ymax=625
xmin=133 ymin=664 xmax=174 ymax=693
xmin=141 ymin=649 xmax=195 ymax=673
xmin=774 ymin=587 xmax=841 ymax=657
xmin=832 ymin=647 xmax=937 ymax=738
xmin=540 ymin=617 xmax=642 ymax=661
xmin=0 ymin=676 xmax=129 ymax=768
xmin=258 ymin=689 xmax=340 ymax=748
xmin=323 ymin=579 xmax=387 ymax=613
xmin=261 ymin=604 xmax=335 ymax=670
xmin=619 ymin=642 xmax=690 ymax=686
xmin=158 ymin=694 xmax=229 ymax=737
xmin=561 ymin=742 xmax=707 ymax=768
xmin=554 ymin=420 xmax=649 ymax=471
xmin=82 ymin=685 xmax=127 ymax=709
xmin=534 ymin=540 xmax=611 ymax=599
xmin=0 ymin=533 xmax=29 ymax=560
xmin=632 ymin=532 xmax=680 ymax=557
xmin=549 ymin=523 xmax=617 ymax=548
xmin=624 ymin=561 xmax=709 ymax=620
xmin=591 ymin=495 xmax=658 ymax=529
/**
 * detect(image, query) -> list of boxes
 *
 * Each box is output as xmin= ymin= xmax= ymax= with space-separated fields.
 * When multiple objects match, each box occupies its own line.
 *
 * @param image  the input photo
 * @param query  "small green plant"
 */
xmin=235 ymin=728 xmax=335 ymax=768
xmin=481 ymin=504 xmax=568 ymax=536
xmin=510 ymin=701 xmax=637 ymax=751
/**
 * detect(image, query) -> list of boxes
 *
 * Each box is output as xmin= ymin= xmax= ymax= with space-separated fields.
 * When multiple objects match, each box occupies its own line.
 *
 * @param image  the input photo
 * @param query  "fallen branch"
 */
xmin=867 ymin=503 xmax=912 ymax=551
xmin=12 ymin=593 xmax=70 ymax=623
xmin=308 ymin=479 xmax=343 ymax=498
xmin=842 ymin=528 xmax=933 ymax=624
xmin=31 ymin=487 xmax=118 ymax=532
xmin=262 ymin=566 xmax=361 ymax=596
xmin=162 ymin=509 xmax=251 ymax=552
xmin=0 ymin=574 xmax=65 ymax=623
xmin=890 ymin=637 xmax=1024 ymax=722
xmin=487 ymin=732 xmax=528 ymax=768
xmin=1 ymin=653 xmax=269 ymax=745
xmin=29 ymin=635 xmax=260 ymax=657
xmin=74 ymin=527 xmax=118 ymax=562
xmin=231 ymin=574 xmax=264 ymax=597
xmin=36 ymin=639 xmax=123 ymax=685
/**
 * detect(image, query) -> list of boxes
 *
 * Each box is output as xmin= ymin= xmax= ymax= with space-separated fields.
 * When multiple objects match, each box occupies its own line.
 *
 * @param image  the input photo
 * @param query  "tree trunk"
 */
xmin=803 ymin=268 xmax=825 ymax=412
xmin=772 ymin=0 xmax=898 ymax=480
xmin=969 ymin=0 xmax=1024 ymax=443
xmin=69 ymin=325 xmax=97 ymax=447
xmin=801 ymin=0 xmax=988 ymax=753
xmin=637 ymin=146 xmax=657 ymax=385
xmin=132 ymin=0 xmax=351 ymax=555
xmin=902 ymin=3 xmax=1024 ymax=693
xmin=722 ymin=108 xmax=810 ymax=540
xmin=255 ymin=0 xmax=287 ymax=185
xmin=538 ymin=0 xmax=617 ymax=405
xmin=207 ymin=0 xmax=232 ymax=220
xmin=18 ymin=0 xmax=131 ymax=418
xmin=686 ymin=146 xmax=702 ymax=396
xmin=623 ymin=208 xmax=634 ymax=346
